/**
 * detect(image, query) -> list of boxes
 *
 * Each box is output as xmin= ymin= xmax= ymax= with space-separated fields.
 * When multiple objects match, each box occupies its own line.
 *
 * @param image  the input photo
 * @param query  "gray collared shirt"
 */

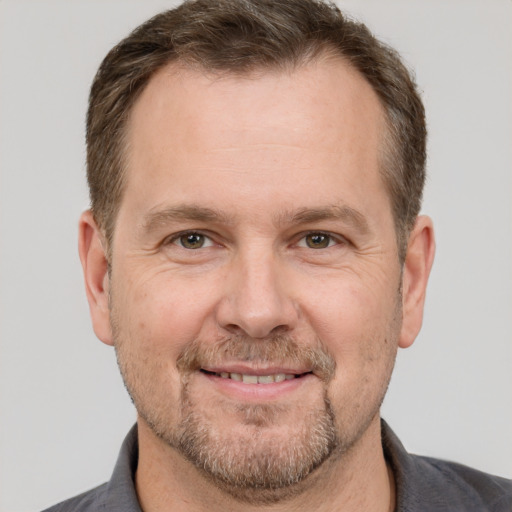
xmin=42 ymin=421 xmax=512 ymax=511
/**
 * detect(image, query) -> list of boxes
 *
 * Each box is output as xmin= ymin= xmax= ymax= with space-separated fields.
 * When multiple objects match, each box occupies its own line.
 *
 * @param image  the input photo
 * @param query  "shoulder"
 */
xmin=414 ymin=455 xmax=512 ymax=511
xmin=40 ymin=483 xmax=108 ymax=512
xmin=41 ymin=425 xmax=141 ymax=512
xmin=408 ymin=455 xmax=512 ymax=512
xmin=381 ymin=420 xmax=512 ymax=511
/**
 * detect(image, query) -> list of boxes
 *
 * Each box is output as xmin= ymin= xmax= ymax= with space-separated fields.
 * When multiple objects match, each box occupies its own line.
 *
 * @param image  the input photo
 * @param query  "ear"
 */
xmin=78 ymin=210 xmax=113 ymax=346
xmin=398 ymin=215 xmax=436 ymax=349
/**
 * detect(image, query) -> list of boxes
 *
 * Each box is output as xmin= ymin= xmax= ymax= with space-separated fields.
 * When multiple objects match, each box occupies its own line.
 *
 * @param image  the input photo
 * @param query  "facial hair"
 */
xmin=173 ymin=336 xmax=338 ymax=502
xmin=113 ymin=313 xmax=401 ymax=504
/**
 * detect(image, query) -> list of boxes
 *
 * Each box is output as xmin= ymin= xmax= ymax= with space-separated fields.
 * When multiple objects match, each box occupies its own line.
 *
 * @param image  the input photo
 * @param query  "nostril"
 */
xmin=222 ymin=324 xmax=247 ymax=337
xmin=221 ymin=323 xmax=287 ymax=340
xmin=269 ymin=325 xmax=291 ymax=336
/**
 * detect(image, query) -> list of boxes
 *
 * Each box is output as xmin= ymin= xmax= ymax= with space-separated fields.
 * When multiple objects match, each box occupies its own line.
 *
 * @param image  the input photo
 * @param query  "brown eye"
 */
xmin=179 ymin=233 xmax=206 ymax=249
xmin=304 ymin=233 xmax=332 ymax=249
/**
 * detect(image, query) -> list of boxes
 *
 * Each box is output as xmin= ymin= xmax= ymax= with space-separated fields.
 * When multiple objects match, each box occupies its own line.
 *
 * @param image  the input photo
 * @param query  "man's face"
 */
xmin=102 ymin=58 xmax=406 ymax=498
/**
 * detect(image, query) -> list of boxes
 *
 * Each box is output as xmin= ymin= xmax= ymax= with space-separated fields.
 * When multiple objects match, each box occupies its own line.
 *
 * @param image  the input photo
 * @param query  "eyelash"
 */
xmin=165 ymin=231 xmax=215 ymax=249
xmin=164 ymin=230 xmax=346 ymax=251
xmin=297 ymin=231 xmax=344 ymax=249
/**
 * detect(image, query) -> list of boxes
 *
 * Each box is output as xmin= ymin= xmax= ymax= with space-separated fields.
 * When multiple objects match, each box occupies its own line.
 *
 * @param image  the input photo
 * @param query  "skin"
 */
xmin=79 ymin=56 xmax=435 ymax=512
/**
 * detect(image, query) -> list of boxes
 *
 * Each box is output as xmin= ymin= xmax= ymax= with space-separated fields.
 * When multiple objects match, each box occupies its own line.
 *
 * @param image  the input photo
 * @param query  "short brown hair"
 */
xmin=87 ymin=0 xmax=426 ymax=260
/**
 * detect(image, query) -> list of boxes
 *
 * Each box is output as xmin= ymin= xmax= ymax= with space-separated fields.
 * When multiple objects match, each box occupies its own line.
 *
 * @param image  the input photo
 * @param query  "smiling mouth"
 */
xmin=200 ymin=369 xmax=312 ymax=384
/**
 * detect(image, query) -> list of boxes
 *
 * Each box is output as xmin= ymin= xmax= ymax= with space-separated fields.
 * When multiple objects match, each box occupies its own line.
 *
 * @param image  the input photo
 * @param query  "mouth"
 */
xmin=196 ymin=366 xmax=318 ymax=402
xmin=200 ymin=369 xmax=312 ymax=384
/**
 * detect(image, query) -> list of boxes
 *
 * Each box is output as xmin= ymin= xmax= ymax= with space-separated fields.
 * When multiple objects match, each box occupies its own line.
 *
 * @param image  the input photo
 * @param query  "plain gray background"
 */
xmin=0 ymin=1 xmax=511 ymax=510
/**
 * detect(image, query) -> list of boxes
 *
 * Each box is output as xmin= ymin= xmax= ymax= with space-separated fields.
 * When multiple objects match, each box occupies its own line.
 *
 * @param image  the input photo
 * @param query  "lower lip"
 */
xmin=199 ymin=372 xmax=315 ymax=401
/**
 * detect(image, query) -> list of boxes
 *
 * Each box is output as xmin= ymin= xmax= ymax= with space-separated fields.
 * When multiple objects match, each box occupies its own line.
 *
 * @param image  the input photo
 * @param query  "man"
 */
xmin=43 ymin=0 xmax=511 ymax=511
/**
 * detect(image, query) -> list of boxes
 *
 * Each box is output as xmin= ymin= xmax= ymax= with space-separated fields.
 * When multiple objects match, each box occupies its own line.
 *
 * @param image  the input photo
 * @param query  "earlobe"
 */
xmin=78 ymin=210 xmax=114 ymax=346
xmin=398 ymin=215 xmax=436 ymax=349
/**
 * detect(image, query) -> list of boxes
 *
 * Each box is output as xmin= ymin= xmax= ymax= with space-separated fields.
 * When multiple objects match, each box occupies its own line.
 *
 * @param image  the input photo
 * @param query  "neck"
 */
xmin=135 ymin=415 xmax=396 ymax=512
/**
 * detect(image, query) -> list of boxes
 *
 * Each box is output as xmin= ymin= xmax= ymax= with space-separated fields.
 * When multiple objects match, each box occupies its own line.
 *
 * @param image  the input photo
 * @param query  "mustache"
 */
xmin=176 ymin=334 xmax=336 ymax=382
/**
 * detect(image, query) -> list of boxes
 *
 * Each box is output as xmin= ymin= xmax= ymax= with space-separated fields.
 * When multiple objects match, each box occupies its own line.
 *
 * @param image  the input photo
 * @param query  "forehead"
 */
xmin=122 ymin=57 xmax=389 ymax=220
xmin=129 ymin=57 xmax=385 ymax=149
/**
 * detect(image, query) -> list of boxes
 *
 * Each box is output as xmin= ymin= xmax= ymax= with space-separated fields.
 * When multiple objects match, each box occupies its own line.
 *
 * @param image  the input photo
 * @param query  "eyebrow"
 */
xmin=141 ymin=203 xmax=371 ymax=235
xmin=278 ymin=204 xmax=371 ymax=235
xmin=142 ymin=205 xmax=233 ymax=233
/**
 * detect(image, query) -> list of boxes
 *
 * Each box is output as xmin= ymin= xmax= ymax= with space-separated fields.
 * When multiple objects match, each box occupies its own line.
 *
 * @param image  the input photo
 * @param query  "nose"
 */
xmin=215 ymin=247 xmax=299 ymax=339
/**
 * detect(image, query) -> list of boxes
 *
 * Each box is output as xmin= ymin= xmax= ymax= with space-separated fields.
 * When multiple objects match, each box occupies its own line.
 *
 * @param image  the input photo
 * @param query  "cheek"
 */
xmin=301 ymin=273 xmax=401 ymax=392
xmin=303 ymin=276 xmax=397 ymax=347
xmin=112 ymin=267 xmax=222 ymax=360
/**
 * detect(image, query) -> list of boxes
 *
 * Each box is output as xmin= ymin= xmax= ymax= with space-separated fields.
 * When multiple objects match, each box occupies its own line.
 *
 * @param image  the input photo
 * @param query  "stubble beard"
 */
xmin=113 ymin=315 xmax=400 ymax=504
xmin=168 ymin=377 xmax=339 ymax=504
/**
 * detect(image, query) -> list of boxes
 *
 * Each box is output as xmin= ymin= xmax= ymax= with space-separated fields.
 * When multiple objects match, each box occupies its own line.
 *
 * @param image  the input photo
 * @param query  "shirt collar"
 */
xmin=102 ymin=423 xmax=142 ymax=511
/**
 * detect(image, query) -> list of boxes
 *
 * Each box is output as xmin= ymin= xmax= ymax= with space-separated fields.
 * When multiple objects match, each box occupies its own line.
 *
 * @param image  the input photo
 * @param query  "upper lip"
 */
xmin=200 ymin=364 xmax=311 ymax=376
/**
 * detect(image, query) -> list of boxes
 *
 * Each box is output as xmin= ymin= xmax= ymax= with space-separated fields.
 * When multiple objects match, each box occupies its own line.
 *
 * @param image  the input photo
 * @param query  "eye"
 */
xmin=172 ymin=232 xmax=214 ymax=249
xmin=298 ymin=232 xmax=337 ymax=249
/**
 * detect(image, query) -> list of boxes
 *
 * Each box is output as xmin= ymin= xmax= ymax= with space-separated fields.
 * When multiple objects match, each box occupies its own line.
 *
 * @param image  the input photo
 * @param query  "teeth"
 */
xmin=257 ymin=375 xmax=275 ymax=384
xmin=214 ymin=371 xmax=297 ymax=383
